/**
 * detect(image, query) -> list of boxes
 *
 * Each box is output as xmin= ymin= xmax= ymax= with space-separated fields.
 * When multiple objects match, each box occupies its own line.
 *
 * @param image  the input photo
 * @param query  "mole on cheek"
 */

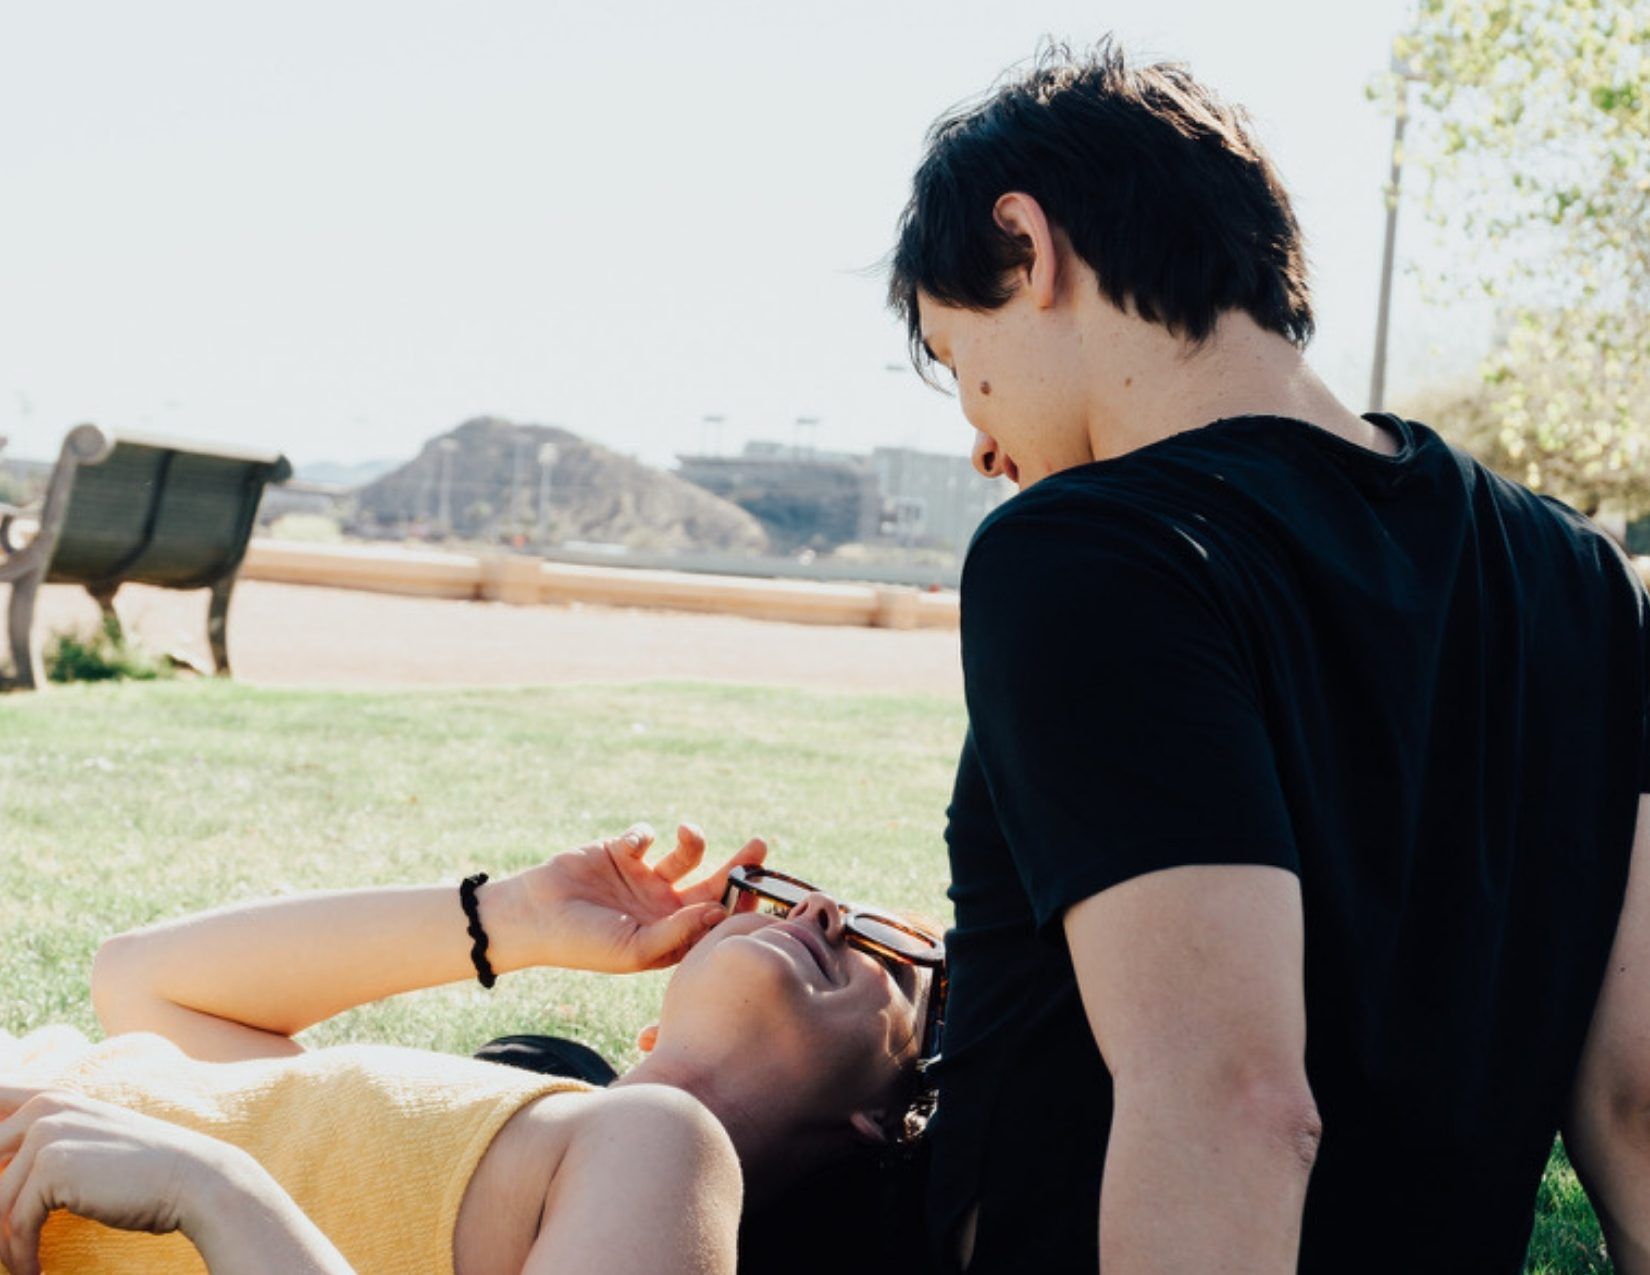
xmin=979 ymin=381 xmax=991 ymax=396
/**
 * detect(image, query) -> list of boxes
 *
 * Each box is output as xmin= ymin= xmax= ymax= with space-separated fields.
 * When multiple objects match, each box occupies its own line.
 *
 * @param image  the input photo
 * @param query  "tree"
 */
xmin=1379 ymin=0 xmax=1650 ymax=516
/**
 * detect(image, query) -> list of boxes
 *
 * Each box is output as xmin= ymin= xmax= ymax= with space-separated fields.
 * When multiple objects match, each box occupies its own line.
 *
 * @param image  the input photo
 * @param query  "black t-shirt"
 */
xmin=929 ymin=413 xmax=1649 ymax=1274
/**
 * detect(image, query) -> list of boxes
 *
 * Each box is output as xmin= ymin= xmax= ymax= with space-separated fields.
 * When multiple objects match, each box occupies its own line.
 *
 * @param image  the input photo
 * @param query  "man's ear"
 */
xmin=848 ymin=1109 xmax=893 ymax=1146
xmin=991 ymin=191 xmax=1061 ymax=310
xmin=636 ymin=1024 xmax=659 ymax=1053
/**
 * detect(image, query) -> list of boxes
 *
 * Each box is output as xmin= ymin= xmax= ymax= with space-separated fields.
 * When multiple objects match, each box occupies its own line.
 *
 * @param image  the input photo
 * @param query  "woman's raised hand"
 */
xmin=506 ymin=823 xmax=767 ymax=973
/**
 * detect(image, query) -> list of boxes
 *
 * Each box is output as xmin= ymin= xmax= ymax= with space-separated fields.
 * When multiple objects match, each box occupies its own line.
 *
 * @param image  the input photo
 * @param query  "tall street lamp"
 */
xmin=1370 ymin=49 xmax=1429 ymax=414
xmin=437 ymin=438 xmax=459 ymax=534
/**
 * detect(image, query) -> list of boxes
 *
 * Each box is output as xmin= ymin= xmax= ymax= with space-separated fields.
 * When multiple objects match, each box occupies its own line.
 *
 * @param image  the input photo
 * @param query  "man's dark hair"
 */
xmin=888 ymin=37 xmax=1314 ymax=384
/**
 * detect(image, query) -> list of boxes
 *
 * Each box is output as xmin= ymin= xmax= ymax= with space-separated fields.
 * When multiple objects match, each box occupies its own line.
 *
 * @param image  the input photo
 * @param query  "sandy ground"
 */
xmin=31 ymin=580 xmax=964 ymax=695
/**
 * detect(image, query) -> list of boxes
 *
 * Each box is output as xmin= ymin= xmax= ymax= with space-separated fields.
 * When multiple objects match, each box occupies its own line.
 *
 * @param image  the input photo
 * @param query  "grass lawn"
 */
xmin=0 ymin=680 xmax=1612 ymax=1272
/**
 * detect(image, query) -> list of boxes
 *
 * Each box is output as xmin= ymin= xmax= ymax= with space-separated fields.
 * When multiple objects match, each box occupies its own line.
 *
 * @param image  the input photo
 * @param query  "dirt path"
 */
xmin=33 ymin=581 xmax=963 ymax=695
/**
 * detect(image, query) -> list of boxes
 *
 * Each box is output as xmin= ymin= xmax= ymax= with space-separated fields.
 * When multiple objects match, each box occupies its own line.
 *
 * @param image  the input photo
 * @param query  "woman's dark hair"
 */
xmin=888 ymin=37 xmax=1314 ymax=385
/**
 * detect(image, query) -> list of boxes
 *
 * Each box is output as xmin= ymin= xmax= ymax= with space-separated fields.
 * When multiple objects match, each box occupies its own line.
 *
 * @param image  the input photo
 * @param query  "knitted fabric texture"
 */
xmin=0 ymin=1027 xmax=586 ymax=1274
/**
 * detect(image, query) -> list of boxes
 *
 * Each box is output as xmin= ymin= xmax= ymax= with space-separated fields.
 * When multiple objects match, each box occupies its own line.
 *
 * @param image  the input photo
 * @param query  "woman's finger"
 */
xmin=632 ymin=903 xmax=728 ymax=969
xmin=0 ymin=1090 xmax=56 ymax=1162
xmin=0 ymin=1086 xmax=47 ymax=1122
xmin=680 ymin=837 xmax=769 ymax=905
xmin=0 ymin=1121 xmax=45 ymax=1275
xmin=3 ymin=1161 xmax=46 ymax=1275
xmin=606 ymin=824 xmax=655 ymax=860
xmin=651 ymin=822 xmax=707 ymax=884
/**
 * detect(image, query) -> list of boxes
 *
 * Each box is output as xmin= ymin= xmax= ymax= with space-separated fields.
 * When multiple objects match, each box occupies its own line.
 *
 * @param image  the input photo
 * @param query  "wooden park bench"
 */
xmin=0 ymin=424 xmax=291 ymax=690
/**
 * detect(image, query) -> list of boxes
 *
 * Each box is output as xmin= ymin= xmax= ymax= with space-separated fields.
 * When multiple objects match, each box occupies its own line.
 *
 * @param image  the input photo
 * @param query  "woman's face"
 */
xmin=654 ymin=891 xmax=927 ymax=1131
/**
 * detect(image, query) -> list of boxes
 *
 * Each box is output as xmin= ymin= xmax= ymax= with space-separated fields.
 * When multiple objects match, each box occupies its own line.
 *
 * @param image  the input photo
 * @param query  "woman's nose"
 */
xmin=972 ymin=429 xmax=1006 ymax=480
xmin=789 ymin=892 xmax=846 ymax=943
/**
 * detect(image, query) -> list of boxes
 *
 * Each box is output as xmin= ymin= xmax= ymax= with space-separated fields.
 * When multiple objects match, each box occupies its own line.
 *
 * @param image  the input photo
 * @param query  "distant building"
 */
xmin=869 ymin=446 xmax=1013 ymax=554
xmin=676 ymin=440 xmax=1012 ymax=557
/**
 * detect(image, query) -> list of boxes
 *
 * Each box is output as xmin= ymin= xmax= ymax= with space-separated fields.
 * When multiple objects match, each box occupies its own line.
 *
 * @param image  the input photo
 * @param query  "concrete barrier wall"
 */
xmin=240 ymin=540 xmax=960 ymax=631
xmin=237 ymin=541 xmax=1650 ymax=629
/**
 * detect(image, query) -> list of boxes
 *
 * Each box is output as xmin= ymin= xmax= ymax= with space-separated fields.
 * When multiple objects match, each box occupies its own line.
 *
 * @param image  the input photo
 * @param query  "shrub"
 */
xmin=45 ymin=617 xmax=174 ymax=684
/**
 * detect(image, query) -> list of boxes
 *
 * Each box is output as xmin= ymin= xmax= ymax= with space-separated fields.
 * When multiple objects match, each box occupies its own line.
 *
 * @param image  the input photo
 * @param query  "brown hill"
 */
xmin=354 ymin=417 xmax=769 ymax=553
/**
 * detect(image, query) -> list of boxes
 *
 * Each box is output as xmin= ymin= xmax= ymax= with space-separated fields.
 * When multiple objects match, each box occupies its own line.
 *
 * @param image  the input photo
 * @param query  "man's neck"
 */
xmin=1082 ymin=311 xmax=1394 ymax=462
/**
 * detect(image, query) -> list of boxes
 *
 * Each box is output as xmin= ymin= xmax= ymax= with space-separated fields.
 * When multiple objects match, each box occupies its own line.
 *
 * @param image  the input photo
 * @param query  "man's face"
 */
xmin=916 ymin=286 xmax=1095 ymax=490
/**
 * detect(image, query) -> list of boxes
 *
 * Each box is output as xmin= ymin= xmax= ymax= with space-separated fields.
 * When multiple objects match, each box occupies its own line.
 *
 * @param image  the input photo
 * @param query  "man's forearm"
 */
xmin=1098 ymin=1084 xmax=1320 ymax=1273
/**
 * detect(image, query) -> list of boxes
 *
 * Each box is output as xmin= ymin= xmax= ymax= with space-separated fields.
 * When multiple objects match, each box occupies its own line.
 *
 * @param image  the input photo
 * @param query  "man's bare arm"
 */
xmin=1563 ymin=794 xmax=1650 ymax=1273
xmin=1065 ymin=863 xmax=1320 ymax=1274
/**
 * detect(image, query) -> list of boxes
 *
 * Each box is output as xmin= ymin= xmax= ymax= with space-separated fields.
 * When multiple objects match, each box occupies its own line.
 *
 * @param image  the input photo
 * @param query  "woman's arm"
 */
xmin=0 ymin=1087 xmax=353 ymax=1275
xmin=522 ymin=1086 xmax=741 ymax=1275
xmin=91 ymin=824 xmax=764 ymax=1062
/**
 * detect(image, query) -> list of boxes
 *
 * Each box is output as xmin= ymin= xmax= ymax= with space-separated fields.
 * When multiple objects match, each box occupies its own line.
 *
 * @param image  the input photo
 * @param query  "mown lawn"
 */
xmin=0 ymin=681 xmax=1612 ymax=1272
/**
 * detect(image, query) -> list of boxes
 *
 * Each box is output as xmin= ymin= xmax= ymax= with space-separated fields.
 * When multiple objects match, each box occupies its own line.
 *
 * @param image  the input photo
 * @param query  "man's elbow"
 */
xmin=1124 ymin=1064 xmax=1323 ymax=1173
xmin=1242 ymin=1076 xmax=1323 ymax=1173
xmin=1574 ymin=1074 xmax=1650 ymax=1161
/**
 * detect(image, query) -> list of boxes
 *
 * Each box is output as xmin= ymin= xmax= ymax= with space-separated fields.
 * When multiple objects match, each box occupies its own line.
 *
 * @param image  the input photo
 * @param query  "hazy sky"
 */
xmin=1 ymin=0 xmax=1477 ymax=471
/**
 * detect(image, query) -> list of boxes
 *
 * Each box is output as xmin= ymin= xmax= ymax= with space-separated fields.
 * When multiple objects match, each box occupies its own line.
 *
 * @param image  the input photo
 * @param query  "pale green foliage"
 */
xmin=1376 ymin=0 xmax=1650 ymax=514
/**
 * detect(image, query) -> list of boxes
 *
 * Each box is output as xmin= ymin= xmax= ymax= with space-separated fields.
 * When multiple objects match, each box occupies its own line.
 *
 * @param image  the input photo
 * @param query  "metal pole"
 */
xmin=437 ymin=439 xmax=458 ymax=533
xmin=1371 ymin=68 xmax=1416 ymax=414
xmin=537 ymin=442 xmax=559 ymax=543
xmin=510 ymin=435 xmax=529 ymax=537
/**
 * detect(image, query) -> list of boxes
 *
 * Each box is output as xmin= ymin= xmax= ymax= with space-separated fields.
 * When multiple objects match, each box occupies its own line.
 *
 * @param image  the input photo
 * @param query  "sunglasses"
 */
xmin=721 ymin=864 xmax=948 ymax=1065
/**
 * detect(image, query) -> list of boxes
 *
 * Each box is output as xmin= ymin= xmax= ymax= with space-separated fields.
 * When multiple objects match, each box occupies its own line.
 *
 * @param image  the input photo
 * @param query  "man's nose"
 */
xmin=789 ymin=892 xmax=846 ymax=943
xmin=972 ymin=429 xmax=1006 ymax=480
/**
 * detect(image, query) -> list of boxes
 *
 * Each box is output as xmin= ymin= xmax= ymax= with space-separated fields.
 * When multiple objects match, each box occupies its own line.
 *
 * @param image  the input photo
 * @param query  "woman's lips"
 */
xmin=1003 ymin=455 xmax=1021 ymax=484
xmin=771 ymin=920 xmax=836 ymax=983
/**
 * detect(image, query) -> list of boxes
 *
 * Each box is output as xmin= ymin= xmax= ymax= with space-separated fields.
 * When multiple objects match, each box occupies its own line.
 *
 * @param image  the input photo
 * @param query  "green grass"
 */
xmin=0 ymin=681 xmax=1610 ymax=1271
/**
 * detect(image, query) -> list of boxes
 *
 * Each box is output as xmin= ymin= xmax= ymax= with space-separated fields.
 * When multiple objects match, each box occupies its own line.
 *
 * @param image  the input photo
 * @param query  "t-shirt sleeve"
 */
xmin=960 ymin=509 xmax=1299 ymax=936
xmin=1641 ymin=589 xmax=1650 ymax=794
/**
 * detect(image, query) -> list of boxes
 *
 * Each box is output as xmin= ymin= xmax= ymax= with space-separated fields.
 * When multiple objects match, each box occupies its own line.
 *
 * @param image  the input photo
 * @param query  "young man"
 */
xmin=889 ymin=40 xmax=1650 ymax=1274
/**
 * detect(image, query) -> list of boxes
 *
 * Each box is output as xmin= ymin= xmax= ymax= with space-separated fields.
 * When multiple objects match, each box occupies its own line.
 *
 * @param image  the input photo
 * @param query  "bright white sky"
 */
xmin=0 ymin=0 xmax=1482 ymax=471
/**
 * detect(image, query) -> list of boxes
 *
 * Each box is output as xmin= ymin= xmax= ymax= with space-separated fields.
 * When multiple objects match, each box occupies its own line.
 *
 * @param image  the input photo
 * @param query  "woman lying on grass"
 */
xmin=0 ymin=824 xmax=944 ymax=1275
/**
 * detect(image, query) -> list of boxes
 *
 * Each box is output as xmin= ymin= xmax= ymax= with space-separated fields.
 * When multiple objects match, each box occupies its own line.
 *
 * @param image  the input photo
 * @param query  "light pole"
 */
xmin=510 ymin=433 xmax=534 ymax=539
xmin=1370 ymin=50 xmax=1429 ymax=414
xmin=436 ymin=438 xmax=459 ymax=534
xmin=794 ymin=415 xmax=821 ymax=456
xmin=537 ymin=442 xmax=559 ymax=544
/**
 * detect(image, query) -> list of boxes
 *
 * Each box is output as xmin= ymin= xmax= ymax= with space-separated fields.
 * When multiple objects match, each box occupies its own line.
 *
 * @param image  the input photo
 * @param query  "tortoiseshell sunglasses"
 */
xmin=721 ymin=863 xmax=948 ymax=1065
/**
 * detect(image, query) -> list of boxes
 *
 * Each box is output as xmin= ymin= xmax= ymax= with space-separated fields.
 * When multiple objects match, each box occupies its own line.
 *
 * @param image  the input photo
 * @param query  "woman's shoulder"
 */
xmin=458 ymin=1084 xmax=738 ymax=1273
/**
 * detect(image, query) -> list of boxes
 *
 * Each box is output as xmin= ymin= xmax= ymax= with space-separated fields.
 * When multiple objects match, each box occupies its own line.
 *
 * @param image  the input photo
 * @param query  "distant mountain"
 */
xmin=295 ymin=459 xmax=400 ymax=488
xmin=355 ymin=417 xmax=768 ymax=553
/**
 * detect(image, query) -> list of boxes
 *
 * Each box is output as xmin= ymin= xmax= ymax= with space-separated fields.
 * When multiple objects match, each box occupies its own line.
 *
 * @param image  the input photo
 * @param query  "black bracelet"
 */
xmin=459 ymin=873 xmax=497 ymax=989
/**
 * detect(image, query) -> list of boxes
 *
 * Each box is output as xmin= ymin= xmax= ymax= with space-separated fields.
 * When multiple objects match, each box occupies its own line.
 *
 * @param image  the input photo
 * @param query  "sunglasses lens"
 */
xmin=730 ymin=869 xmax=812 ymax=916
xmin=852 ymin=914 xmax=941 ymax=961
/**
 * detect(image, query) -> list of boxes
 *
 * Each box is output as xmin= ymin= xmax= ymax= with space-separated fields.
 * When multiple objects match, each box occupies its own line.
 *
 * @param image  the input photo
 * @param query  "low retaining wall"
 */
xmin=240 ymin=540 xmax=960 ymax=631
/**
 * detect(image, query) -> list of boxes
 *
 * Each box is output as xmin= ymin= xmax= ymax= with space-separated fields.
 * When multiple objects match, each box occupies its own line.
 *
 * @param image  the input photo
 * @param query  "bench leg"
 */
xmin=7 ymin=571 xmax=43 ymax=691
xmin=86 ymin=584 xmax=122 ymax=640
xmin=207 ymin=575 xmax=235 ymax=677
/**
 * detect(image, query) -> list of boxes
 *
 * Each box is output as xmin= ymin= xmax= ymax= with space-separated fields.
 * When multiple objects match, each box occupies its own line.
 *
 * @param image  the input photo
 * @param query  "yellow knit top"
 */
xmin=0 ymin=1027 xmax=588 ymax=1275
